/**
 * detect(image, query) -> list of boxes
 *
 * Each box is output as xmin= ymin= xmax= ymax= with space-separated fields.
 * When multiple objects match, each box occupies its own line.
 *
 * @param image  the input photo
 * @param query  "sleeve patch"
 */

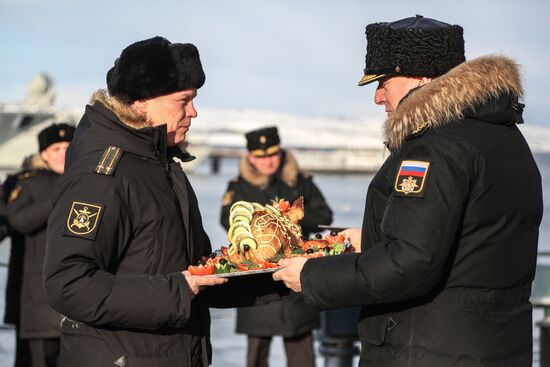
xmin=393 ymin=160 xmax=431 ymax=197
xmin=7 ymin=185 xmax=22 ymax=203
xmin=222 ymin=190 xmax=234 ymax=206
xmin=63 ymin=201 xmax=103 ymax=240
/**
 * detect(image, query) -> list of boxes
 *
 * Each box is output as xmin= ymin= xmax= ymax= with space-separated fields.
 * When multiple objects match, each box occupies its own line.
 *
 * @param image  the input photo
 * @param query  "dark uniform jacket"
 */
xmin=300 ymin=55 xmax=543 ymax=366
xmin=1 ymin=172 xmax=27 ymax=326
xmin=43 ymin=93 xmax=287 ymax=367
xmin=221 ymin=152 xmax=333 ymax=337
xmin=6 ymin=166 xmax=63 ymax=339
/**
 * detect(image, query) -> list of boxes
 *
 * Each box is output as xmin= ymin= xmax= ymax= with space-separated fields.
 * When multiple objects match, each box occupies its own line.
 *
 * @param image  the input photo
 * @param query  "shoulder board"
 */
xmin=95 ymin=146 xmax=124 ymax=176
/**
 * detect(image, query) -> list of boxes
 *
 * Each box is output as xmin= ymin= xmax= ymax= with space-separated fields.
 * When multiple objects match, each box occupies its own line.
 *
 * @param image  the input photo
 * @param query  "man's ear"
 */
xmin=39 ymin=150 xmax=48 ymax=163
xmin=247 ymin=153 xmax=255 ymax=164
xmin=419 ymin=77 xmax=432 ymax=86
xmin=132 ymin=99 xmax=148 ymax=115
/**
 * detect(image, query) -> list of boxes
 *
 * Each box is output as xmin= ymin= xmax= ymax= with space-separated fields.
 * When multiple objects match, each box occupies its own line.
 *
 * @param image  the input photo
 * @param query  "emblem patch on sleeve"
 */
xmin=394 ymin=160 xmax=431 ymax=197
xmin=7 ymin=185 xmax=22 ymax=203
xmin=222 ymin=190 xmax=235 ymax=206
xmin=64 ymin=201 xmax=103 ymax=240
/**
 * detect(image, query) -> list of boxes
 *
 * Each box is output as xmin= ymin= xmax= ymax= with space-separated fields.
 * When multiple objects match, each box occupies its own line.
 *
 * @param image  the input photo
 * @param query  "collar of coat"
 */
xmin=240 ymin=150 xmax=300 ymax=189
xmin=384 ymin=55 xmax=523 ymax=151
xmin=89 ymin=90 xmax=193 ymax=162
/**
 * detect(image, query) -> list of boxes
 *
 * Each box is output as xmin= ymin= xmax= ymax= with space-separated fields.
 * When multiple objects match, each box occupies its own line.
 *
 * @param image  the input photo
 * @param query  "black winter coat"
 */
xmin=220 ymin=152 xmax=332 ymax=337
xmin=43 ymin=94 xmax=287 ymax=367
xmin=1 ymin=173 xmax=27 ymax=325
xmin=6 ymin=169 xmax=62 ymax=338
xmin=300 ymin=56 xmax=542 ymax=366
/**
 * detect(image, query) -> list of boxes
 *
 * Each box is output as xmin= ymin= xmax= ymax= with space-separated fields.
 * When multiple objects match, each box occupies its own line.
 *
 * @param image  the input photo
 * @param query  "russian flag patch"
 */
xmin=394 ymin=160 xmax=431 ymax=196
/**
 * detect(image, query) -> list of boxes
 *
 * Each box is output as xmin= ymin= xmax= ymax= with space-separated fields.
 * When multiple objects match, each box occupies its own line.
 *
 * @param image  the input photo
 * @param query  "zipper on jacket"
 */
xmin=165 ymin=161 xmax=172 ymax=179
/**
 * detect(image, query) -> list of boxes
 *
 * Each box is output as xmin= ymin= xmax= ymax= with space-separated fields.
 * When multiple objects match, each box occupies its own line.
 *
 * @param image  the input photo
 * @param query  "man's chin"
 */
xmin=168 ymin=132 xmax=188 ymax=147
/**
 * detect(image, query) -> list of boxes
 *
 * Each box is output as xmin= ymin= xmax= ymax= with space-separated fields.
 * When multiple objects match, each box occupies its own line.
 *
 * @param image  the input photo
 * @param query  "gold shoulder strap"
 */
xmin=95 ymin=146 xmax=123 ymax=176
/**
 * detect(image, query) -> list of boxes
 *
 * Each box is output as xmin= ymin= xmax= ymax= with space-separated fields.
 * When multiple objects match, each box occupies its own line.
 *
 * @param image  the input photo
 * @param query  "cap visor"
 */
xmin=358 ymin=74 xmax=387 ymax=86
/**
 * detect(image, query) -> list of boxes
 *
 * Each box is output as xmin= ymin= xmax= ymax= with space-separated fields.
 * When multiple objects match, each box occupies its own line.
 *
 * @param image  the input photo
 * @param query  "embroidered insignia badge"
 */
xmin=394 ymin=160 xmax=431 ymax=197
xmin=222 ymin=190 xmax=235 ymax=206
xmin=65 ymin=201 xmax=103 ymax=239
xmin=7 ymin=185 xmax=22 ymax=203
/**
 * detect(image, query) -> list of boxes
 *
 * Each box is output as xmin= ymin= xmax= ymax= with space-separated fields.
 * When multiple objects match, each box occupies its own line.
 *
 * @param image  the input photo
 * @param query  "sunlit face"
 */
xmin=248 ymin=152 xmax=282 ymax=176
xmin=137 ymin=89 xmax=198 ymax=147
xmin=40 ymin=141 xmax=69 ymax=174
xmin=374 ymin=76 xmax=431 ymax=116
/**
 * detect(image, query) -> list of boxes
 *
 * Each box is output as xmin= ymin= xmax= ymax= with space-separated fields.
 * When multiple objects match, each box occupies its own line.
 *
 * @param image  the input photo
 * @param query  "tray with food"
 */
xmin=187 ymin=197 xmax=354 ymax=277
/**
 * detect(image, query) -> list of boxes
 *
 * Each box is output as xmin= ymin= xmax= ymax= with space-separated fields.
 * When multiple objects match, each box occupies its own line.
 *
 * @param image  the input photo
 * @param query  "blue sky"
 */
xmin=1 ymin=0 xmax=549 ymax=125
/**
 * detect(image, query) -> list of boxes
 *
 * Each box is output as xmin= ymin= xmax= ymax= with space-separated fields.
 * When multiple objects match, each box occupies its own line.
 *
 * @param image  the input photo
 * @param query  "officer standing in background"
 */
xmin=274 ymin=15 xmax=542 ymax=366
xmin=7 ymin=123 xmax=75 ymax=367
xmin=2 ymin=168 xmax=32 ymax=367
xmin=221 ymin=126 xmax=333 ymax=367
xmin=1 ymin=154 xmax=48 ymax=367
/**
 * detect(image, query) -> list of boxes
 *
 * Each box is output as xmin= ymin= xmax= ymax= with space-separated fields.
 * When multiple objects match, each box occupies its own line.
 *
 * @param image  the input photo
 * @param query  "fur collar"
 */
xmin=384 ymin=55 xmax=523 ymax=151
xmin=90 ymin=89 xmax=147 ymax=129
xmin=29 ymin=154 xmax=49 ymax=171
xmin=240 ymin=150 xmax=300 ymax=189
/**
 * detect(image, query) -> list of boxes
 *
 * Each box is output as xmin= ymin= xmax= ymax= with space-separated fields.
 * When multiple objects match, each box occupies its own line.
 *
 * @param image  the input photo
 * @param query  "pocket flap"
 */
xmin=358 ymin=315 xmax=393 ymax=346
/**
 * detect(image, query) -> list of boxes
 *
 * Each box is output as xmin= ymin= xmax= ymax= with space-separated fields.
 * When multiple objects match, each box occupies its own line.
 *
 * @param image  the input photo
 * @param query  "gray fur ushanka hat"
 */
xmin=359 ymin=15 xmax=465 ymax=86
xmin=107 ymin=36 xmax=205 ymax=103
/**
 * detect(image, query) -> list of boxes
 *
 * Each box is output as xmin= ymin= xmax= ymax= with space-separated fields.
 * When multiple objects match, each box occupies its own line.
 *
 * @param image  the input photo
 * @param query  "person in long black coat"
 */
xmin=220 ymin=127 xmax=333 ymax=367
xmin=274 ymin=16 xmax=543 ymax=367
xmin=1 ymin=164 xmax=35 ymax=367
xmin=7 ymin=124 xmax=75 ymax=367
xmin=42 ymin=36 xmax=287 ymax=367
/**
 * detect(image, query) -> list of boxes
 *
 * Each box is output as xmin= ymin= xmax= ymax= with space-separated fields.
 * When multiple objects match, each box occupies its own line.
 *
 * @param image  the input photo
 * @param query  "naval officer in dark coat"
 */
xmin=43 ymin=36 xmax=286 ymax=367
xmin=221 ymin=126 xmax=333 ymax=367
xmin=7 ymin=123 xmax=75 ymax=367
xmin=274 ymin=15 xmax=543 ymax=367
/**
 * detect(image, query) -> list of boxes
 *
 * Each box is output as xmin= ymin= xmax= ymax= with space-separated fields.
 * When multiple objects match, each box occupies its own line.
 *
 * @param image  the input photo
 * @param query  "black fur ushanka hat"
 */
xmin=359 ymin=15 xmax=465 ymax=86
xmin=107 ymin=36 xmax=205 ymax=103
xmin=38 ymin=123 xmax=75 ymax=152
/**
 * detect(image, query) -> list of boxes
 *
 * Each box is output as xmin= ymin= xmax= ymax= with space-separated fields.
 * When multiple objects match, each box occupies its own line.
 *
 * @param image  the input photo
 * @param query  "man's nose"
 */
xmin=187 ymin=101 xmax=198 ymax=118
xmin=374 ymin=88 xmax=385 ymax=105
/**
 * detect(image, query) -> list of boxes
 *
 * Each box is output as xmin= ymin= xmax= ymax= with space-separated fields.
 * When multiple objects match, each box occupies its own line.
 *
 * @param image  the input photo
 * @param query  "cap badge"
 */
xmin=59 ymin=129 xmax=66 ymax=138
xmin=259 ymin=135 xmax=266 ymax=144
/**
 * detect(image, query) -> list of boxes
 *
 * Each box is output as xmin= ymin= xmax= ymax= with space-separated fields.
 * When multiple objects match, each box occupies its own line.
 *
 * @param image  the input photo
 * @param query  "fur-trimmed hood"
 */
xmin=385 ymin=55 xmax=524 ymax=151
xmin=240 ymin=150 xmax=300 ymax=189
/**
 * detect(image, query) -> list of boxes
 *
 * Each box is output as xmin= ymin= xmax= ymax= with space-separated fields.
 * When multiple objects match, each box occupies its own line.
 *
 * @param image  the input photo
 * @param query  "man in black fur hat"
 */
xmin=43 ymin=37 xmax=287 ymax=367
xmin=220 ymin=126 xmax=333 ymax=367
xmin=274 ymin=15 xmax=542 ymax=366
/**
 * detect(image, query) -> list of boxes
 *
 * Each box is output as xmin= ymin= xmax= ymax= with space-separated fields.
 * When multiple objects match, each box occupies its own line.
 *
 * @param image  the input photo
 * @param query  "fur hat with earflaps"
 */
xmin=358 ymin=15 xmax=465 ymax=86
xmin=38 ymin=123 xmax=75 ymax=152
xmin=107 ymin=36 xmax=205 ymax=103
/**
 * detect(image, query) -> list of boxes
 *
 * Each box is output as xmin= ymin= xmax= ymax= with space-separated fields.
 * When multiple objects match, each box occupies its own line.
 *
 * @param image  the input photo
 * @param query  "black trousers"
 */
xmin=246 ymin=332 xmax=315 ymax=367
xmin=14 ymin=327 xmax=31 ymax=367
xmin=27 ymin=338 xmax=60 ymax=367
